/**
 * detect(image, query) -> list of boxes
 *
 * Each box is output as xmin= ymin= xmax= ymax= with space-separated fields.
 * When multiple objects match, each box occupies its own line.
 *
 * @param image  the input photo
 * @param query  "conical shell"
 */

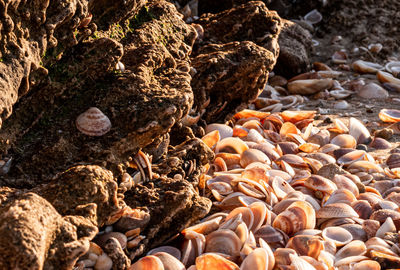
xmin=76 ymin=107 xmax=111 ymax=136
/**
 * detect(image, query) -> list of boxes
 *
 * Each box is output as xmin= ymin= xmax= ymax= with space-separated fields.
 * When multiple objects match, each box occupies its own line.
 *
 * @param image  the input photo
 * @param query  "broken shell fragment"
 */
xmin=76 ymin=107 xmax=111 ymax=136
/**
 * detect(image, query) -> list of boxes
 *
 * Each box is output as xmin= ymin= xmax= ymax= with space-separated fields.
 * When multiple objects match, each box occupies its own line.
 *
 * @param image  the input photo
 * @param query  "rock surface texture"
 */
xmin=0 ymin=0 xmax=294 ymax=267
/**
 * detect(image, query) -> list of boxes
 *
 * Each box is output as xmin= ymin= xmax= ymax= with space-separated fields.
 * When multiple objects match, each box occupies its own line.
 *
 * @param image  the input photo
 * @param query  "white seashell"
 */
xmin=375 ymin=217 xmax=396 ymax=238
xmin=385 ymin=61 xmax=400 ymax=77
xmin=333 ymin=100 xmax=350 ymax=110
xmin=76 ymin=107 xmax=111 ymax=136
xmin=330 ymin=89 xmax=353 ymax=99
xmin=304 ymin=9 xmax=323 ymax=24
xmin=116 ymin=61 xmax=125 ymax=72
xmin=349 ymin=117 xmax=371 ymax=144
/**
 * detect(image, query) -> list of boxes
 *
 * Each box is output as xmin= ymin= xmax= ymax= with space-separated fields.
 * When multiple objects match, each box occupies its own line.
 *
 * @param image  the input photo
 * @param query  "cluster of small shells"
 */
xmin=120 ymin=108 xmax=400 ymax=270
xmin=254 ymin=55 xmax=400 ymax=116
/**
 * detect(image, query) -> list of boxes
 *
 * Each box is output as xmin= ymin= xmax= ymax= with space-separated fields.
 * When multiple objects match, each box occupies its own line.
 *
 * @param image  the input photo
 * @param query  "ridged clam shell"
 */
xmin=316 ymin=203 xmax=359 ymax=218
xmin=335 ymin=240 xmax=366 ymax=261
xmin=272 ymin=201 xmax=316 ymax=235
xmin=76 ymin=107 xmax=111 ymax=136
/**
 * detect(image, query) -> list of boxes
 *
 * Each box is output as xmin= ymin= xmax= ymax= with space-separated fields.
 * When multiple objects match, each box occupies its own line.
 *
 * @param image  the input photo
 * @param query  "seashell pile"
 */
xmin=89 ymin=108 xmax=400 ymax=270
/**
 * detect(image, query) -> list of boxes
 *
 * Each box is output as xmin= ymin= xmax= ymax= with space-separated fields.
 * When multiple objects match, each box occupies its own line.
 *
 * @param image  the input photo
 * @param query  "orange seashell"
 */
xmin=286 ymin=234 xmax=324 ymax=258
xmin=205 ymin=229 xmax=242 ymax=258
xmin=234 ymin=109 xmax=270 ymax=121
xmin=196 ymin=253 xmax=239 ymax=270
xmin=272 ymin=201 xmax=316 ymax=236
xmin=281 ymin=110 xmax=317 ymax=124
xmin=202 ymin=130 xmax=220 ymax=149
xmin=331 ymin=134 xmax=357 ymax=148
xmin=215 ymin=137 xmax=249 ymax=154
xmin=76 ymin=107 xmax=111 ymax=136
xmin=280 ymin=122 xmax=299 ymax=136
xmin=379 ymin=109 xmax=400 ymax=123
xmin=129 ymin=255 xmax=164 ymax=270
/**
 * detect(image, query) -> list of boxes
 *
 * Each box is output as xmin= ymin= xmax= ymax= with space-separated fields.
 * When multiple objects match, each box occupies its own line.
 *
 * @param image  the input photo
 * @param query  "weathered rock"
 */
xmin=196 ymin=1 xmax=282 ymax=58
xmin=0 ymin=192 xmax=98 ymax=269
xmin=191 ymin=41 xmax=275 ymax=123
xmin=0 ymin=1 xmax=197 ymax=186
xmin=274 ymin=19 xmax=312 ymax=78
xmin=0 ymin=0 xmax=92 ymax=129
xmin=89 ymin=0 xmax=147 ymax=29
xmin=104 ymin=237 xmax=132 ymax=270
xmin=32 ymin=165 xmax=120 ymax=226
xmin=124 ymin=175 xmax=212 ymax=259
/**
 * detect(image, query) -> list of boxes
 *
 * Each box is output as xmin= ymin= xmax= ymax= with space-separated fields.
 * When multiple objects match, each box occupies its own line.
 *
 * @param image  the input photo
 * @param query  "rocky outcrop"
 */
xmin=192 ymin=1 xmax=282 ymax=122
xmin=0 ymin=0 xmax=92 ymax=129
xmin=191 ymin=41 xmax=275 ymax=123
xmin=33 ymin=165 xmax=120 ymax=226
xmin=0 ymin=192 xmax=98 ymax=269
xmin=1 ymin=1 xmax=197 ymax=186
xmin=274 ymin=19 xmax=312 ymax=78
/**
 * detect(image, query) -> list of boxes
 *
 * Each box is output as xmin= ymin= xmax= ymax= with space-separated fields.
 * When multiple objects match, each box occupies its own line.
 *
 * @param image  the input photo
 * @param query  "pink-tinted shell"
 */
xmin=76 ymin=107 xmax=111 ymax=136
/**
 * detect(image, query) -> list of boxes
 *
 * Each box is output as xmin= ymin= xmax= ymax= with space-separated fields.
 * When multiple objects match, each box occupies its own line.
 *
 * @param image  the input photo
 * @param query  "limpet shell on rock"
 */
xmin=76 ymin=107 xmax=111 ymax=136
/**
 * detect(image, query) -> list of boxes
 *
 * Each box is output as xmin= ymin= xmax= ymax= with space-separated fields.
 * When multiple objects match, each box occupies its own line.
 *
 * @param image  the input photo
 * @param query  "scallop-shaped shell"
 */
xmin=316 ymin=203 xmax=359 ymax=218
xmin=379 ymin=109 xmax=400 ymax=123
xmin=351 ymin=200 xmax=372 ymax=219
xmin=357 ymin=83 xmax=388 ymax=99
xmin=195 ymin=253 xmax=239 ymax=270
xmin=287 ymin=79 xmax=333 ymax=95
xmin=76 ymin=107 xmax=111 ymax=136
xmin=272 ymin=201 xmax=316 ymax=235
